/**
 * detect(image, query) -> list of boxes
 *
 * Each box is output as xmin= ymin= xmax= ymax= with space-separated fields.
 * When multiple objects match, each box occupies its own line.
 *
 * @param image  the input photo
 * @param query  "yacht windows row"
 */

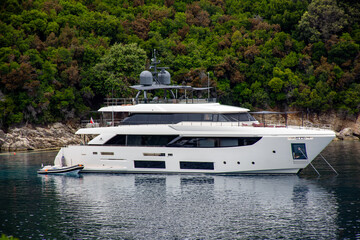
xmin=104 ymin=134 xmax=262 ymax=147
xmin=133 ymin=161 xmax=214 ymax=170
xmin=121 ymin=113 xmax=257 ymax=125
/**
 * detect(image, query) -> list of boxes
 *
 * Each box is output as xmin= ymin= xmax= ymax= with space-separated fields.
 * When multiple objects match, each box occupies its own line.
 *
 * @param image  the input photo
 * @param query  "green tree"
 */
xmin=297 ymin=0 xmax=349 ymax=42
xmin=1 ymin=0 xmax=360 ymax=128
xmin=268 ymin=77 xmax=283 ymax=93
xmin=312 ymin=41 xmax=326 ymax=62
xmin=328 ymin=35 xmax=359 ymax=66
xmin=91 ymin=43 xmax=147 ymax=98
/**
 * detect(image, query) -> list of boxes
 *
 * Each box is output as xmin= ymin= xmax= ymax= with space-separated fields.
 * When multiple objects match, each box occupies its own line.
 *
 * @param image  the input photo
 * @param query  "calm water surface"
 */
xmin=0 ymin=141 xmax=359 ymax=239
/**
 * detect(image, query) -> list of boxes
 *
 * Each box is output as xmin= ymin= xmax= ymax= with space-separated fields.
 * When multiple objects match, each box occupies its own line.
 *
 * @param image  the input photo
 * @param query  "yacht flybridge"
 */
xmin=53 ymin=51 xmax=335 ymax=174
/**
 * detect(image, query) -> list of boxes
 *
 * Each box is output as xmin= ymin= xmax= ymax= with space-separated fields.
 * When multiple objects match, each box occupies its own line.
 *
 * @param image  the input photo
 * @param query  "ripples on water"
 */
xmin=0 ymin=141 xmax=359 ymax=239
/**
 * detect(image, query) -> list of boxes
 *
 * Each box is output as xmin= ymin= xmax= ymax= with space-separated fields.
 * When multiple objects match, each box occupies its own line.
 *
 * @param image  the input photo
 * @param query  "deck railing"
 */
xmin=80 ymin=119 xmax=333 ymax=130
xmin=104 ymin=97 xmax=217 ymax=106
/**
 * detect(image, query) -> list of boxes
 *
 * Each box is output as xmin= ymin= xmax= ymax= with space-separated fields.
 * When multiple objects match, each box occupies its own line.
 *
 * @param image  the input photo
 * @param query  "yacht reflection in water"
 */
xmin=40 ymin=174 xmax=338 ymax=239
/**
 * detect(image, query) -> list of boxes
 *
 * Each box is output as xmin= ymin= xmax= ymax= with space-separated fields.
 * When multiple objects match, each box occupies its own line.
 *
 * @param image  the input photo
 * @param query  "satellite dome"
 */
xmin=158 ymin=70 xmax=170 ymax=85
xmin=140 ymin=71 xmax=153 ymax=86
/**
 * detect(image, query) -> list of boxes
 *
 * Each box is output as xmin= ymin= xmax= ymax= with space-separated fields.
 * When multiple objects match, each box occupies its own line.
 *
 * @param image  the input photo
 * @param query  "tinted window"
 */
xmin=203 ymin=113 xmax=213 ymax=121
xmin=180 ymin=162 xmax=214 ymax=170
xmin=124 ymin=114 xmax=148 ymax=124
xmin=127 ymin=135 xmax=143 ymax=146
xmin=291 ymin=143 xmax=307 ymax=160
xmin=198 ymin=138 xmax=216 ymax=147
xmin=148 ymin=114 xmax=163 ymax=123
xmin=218 ymin=114 xmax=227 ymax=122
xmin=212 ymin=114 xmax=219 ymax=122
xmin=219 ymin=138 xmax=238 ymax=147
xmin=167 ymin=137 xmax=262 ymax=148
xmin=167 ymin=137 xmax=197 ymax=147
xmin=173 ymin=113 xmax=188 ymax=122
xmin=134 ymin=161 xmax=166 ymax=168
xmin=238 ymin=137 xmax=262 ymax=146
xmin=127 ymin=135 xmax=178 ymax=146
xmin=105 ymin=135 xmax=126 ymax=145
xmin=121 ymin=113 xmax=256 ymax=124
xmin=159 ymin=114 xmax=174 ymax=123
xmin=188 ymin=113 xmax=202 ymax=121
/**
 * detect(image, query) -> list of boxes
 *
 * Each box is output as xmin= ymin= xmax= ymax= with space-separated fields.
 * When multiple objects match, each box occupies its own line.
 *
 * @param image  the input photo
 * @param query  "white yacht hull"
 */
xmin=54 ymin=128 xmax=334 ymax=174
xmin=64 ymin=54 xmax=335 ymax=175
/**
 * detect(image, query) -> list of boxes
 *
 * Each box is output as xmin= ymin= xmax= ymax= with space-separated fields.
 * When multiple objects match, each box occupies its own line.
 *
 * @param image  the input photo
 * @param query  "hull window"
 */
xmin=180 ymin=161 xmax=214 ymax=170
xmin=134 ymin=160 xmax=166 ymax=169
xmin=291 ymin=143 xmax=308 ymax=160
xmin=101 ymin=152 xmax=114 ymax=155
xmin=143 ymin=153 xmax=166 ymax=156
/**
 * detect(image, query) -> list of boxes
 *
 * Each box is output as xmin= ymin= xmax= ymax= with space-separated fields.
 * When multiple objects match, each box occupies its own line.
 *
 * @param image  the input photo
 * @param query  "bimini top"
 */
xmin=98 ymin=103 xmax=250 ymax=114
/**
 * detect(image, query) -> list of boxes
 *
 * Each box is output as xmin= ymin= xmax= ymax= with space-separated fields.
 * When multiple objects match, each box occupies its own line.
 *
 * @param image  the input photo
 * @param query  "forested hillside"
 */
xmin=1 ymin=0 xmax=359 ymax=128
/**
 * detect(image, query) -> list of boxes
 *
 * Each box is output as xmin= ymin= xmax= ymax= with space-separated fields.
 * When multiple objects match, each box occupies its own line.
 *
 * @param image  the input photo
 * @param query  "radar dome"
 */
xmin=159 ymin=70 xmax=170 ymax=85
xmin=140 ymin=71 xmax=153 ymax=86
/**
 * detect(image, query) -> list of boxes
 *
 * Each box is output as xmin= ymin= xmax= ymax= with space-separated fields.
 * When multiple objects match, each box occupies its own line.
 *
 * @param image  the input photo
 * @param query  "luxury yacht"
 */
xmin=53 ymin=52 xmax=335 ymax=174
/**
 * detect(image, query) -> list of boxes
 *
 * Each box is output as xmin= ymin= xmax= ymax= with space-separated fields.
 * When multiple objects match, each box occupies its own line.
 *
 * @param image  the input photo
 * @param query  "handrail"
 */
xmin=104 ymin=97 xmax=217 ymax=106
xmin=80 ymin=119 xmax=333 ymax=130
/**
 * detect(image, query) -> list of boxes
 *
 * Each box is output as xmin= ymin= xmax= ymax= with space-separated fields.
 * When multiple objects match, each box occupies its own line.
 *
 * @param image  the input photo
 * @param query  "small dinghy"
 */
xmin=37 ymin=164 xmax=84 ymax=175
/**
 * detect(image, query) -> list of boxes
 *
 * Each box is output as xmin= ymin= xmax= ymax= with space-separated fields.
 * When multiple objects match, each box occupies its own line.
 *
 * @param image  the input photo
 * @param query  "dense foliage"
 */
xmin=1 ymin=0 xmax=359 ymax=128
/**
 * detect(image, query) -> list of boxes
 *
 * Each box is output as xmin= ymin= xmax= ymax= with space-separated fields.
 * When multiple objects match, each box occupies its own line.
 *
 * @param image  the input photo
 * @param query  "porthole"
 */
xmin=223 ymin=161 xmax=227 ymax=164
xmin=273 ymin=150 xmax=276 ymax=153
xmin=237 ymin=161 xmax=240 ymax=165
xmin=252 ymin=161 xmax=255 ymax=165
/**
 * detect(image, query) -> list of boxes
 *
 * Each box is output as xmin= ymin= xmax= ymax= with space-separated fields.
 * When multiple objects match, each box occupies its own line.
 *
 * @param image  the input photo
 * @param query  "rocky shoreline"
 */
xmin=0 ymin=116 xmax=359 ymax=152
xmin=0 ymin=123 xmax=82 ymax=152
xmin=335 ymin=127 xmax=360 ymax=141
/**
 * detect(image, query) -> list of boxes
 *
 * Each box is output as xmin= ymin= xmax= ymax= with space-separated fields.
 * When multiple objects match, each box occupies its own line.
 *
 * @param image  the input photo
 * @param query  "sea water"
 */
xmin=0 ymin=141 xmax=359 ymax=239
